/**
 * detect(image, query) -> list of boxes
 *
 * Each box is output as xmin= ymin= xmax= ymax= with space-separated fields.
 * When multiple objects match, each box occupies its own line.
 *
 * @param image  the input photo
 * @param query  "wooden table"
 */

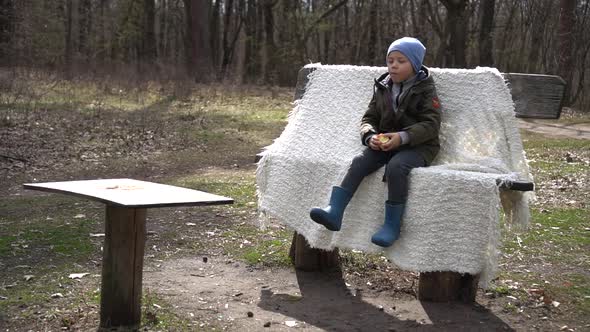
xmin=23 ymin=178 xmax=233 ymax=330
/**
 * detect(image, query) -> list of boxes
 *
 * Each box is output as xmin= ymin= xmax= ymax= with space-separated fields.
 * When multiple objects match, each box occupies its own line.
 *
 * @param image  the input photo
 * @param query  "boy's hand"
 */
xmin=368 ymin=135 xmax=382 ymax=150
xmin=379 ymin=133 xmax=401 ymax=151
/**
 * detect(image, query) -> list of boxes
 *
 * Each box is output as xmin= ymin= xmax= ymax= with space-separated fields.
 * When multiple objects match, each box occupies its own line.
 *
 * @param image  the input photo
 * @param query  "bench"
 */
xmin=257 ymin=64 xmax=562 ymax=303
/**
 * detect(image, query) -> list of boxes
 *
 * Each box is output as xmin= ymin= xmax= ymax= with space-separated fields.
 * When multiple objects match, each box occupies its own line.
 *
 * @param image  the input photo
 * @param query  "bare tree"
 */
xmin=79 ymin=0 xmax=92 ymax=62
xmin=440 ymin=0 xmax=469 ymax=68
xmin=478 ymin=0 xmax=495 ymax=66
xmin=210 ymin=0 xmax=221 ymax=70
xmin=184 ymin=0 xmax=213 ymax=82
xmin=220 ymin=0 xmax=243 ymax=79
xmin=558 ymin=0 xmax=575 ymax=105
xmin=143 ymin=0 xmax=157 ymax=66
xmin=262 ymin=0 xmax=277 ymax=84
xmin=97 ymin=0 xmax=111 ymax=63
xmin=527 ymin=1 xmax=554 ymax=72
xmin=158 ymin=0 xmax=168 ymax=60
xmin=0 ymin=0 xmax=14 ymax=64
xmin=64 ymin=0 xmax=74 ymax=78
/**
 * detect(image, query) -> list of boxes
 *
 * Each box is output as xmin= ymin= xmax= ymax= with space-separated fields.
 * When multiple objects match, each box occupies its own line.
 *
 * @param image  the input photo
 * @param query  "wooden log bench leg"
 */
xmin=100 ymin=205 xmax=147 ymax=330
xmin=289 ymin=232 xmax=340 ymax=271
xmin=418 ymin=272 xmax=479 ymax=303
xmin=290 ymin=231 xmax=479 ymax=303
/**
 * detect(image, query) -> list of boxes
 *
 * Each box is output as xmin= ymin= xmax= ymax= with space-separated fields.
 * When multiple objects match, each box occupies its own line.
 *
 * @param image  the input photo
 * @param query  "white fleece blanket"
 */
xmin=256 ymin=64 xmax=533 ymax=287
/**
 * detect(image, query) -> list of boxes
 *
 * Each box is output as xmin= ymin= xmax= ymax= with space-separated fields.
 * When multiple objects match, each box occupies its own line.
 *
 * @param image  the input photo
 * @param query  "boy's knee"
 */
xmin=386 ymin=159 xmax=413 ymax=178
xmin=349 ymin=154 xmax=366 ymax=169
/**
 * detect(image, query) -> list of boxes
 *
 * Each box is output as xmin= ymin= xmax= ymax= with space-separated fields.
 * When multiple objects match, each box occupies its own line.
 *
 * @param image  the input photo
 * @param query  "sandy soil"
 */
xmin=143 ymin=256 xmax=560 ymax=331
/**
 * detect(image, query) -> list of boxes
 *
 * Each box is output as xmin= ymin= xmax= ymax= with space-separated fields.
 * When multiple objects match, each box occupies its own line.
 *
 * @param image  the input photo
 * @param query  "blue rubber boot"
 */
xmin=371 ymin=202 xmax=404 ymax=247
xmin=309 ymin=186 xmax=353 ymax=231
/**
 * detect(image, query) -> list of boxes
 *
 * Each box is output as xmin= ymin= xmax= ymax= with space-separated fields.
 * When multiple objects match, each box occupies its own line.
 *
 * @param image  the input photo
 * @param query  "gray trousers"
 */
xmin=340 ymin=148 xmax=426 ymax=204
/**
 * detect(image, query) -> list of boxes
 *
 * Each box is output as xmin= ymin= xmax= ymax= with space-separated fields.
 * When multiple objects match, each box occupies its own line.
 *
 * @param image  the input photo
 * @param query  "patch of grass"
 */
xmin=522 ymin=131 xmax=590 ymax=150
xmin=171 ymin=92 xmax=290 ymax=148
xmin=0 ymin=194 xmax=79 ymax=219
xmin=500 ymin=207 xmax=589 ymax=317
xmin=222 ymin=224 xmax=292 ymax=268
xmin=523 ymin=132 xmax=590 ymax=178
xmin=495 ymin=271 xmax=590 ymax=316
xmin=2 ymin=76 xmax=164 ymax=113
xmin=173 ymin=170 xmax=257 ymax=209
xmin=547 ymin=273 xmax=590 ymax=315
xmin=0 ymin=270 xmax=86 ymax=313
xmin=142 ymin=289 xmax=194 ymax=331
xmin=503 ymin=208 xmax=589 ymax=265
xmin=489 ymin=284 xmax=512 ymax=296
xmin=341 ymin=250 xmax=391 ymax=273
xmin=0 ymin=196 xmax=99 ymax=262
xmin=0 ymin=235 xmax=16 ymax=255
xmin=528 ymin=159 xmax=589 ymax=176
xmin=24 ymin=220 xmax=95 ymax=256
xmin=242 ymin=237 xmax=292 ymax=266
xmin=0 ymin=283 xmax=49 ymax=309
xmin=502 ymin=302 xmax=518 ymax=313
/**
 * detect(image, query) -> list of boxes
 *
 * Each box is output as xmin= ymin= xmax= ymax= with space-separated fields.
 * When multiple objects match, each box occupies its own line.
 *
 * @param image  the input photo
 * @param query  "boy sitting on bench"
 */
xmin=310 ymin=37 xmax=441 ymax=248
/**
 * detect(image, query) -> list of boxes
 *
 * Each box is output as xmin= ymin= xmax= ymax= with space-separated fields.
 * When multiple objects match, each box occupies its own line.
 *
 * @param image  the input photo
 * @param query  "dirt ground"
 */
xmin=145 ymin=258 xmax=511 ymax=331
xmin=1 ymin=96 xmax=588 ymax=331
xmin=143 ymin=256 xmax=521 ymax=331
xmin=517 ymin=118 xmax=590 ymax=140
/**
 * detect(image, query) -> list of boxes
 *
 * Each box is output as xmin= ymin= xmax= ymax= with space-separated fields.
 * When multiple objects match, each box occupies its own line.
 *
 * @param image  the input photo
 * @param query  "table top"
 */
xmin=23 ymin=178 xmax=234 ymax=208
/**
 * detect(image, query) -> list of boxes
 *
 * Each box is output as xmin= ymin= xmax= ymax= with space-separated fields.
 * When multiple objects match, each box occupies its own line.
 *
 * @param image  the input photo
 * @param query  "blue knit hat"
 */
xmin=386 ymin=37 xmax=426 ymax=74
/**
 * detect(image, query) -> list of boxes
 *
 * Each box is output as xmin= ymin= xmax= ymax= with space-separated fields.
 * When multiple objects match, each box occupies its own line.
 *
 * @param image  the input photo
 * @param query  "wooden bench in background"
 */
xmin=270 ymin=66 xmax=565 ymax=303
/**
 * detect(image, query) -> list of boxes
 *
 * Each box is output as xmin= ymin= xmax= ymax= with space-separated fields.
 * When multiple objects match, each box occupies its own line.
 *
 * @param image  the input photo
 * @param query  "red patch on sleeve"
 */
xmin=432 ymin=97 xmax=440 ymax=109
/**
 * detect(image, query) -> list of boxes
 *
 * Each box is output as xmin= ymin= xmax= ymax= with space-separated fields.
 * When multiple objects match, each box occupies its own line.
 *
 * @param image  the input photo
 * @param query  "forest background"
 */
xmin=0 ymin=0 xmax=587 ymax=110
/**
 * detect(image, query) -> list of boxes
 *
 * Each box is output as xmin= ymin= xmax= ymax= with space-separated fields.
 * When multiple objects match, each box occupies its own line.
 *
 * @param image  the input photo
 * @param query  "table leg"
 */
xmin=99 ymin=205 xmax=147 ymax=330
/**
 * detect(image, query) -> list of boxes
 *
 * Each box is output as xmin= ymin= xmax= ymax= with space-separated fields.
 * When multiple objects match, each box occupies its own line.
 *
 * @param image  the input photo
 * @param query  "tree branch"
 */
xmin=302 ymin=0 xmax=348 ymax=45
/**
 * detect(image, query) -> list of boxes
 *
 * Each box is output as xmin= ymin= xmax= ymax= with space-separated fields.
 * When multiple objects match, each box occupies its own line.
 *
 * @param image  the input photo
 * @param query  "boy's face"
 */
xmin=387 ymin=51 xmax=415 ymax=83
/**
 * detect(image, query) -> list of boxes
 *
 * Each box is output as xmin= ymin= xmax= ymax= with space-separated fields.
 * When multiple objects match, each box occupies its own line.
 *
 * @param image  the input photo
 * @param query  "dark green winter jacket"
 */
xmin=360 ymin=66 xmax=441 ymax=165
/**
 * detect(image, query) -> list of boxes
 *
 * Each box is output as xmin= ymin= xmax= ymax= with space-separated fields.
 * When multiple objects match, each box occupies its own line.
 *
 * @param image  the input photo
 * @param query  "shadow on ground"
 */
xmin=258 ymin=269 xmax=513 ymax=331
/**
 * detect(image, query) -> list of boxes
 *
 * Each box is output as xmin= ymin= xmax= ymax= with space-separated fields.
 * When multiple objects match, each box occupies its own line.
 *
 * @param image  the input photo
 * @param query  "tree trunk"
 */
xmin=243 ymin=0 xmax=258 ymax=82
xmin=419 ymin=272 xmax=479 ymax=303
xmin=79 ymin=0 xmax=92 ymax=63
xmin=478 ymin=0 xmax=495 ymax=66
xmin=289 ymin=233 xmax=340 ymax=271
xmin=159 ymin=0 xmax=168 ymax=60
xmin=558 ymin=0 xmax=575 ymax=105
xmin=143 ymin=0 xmax=157 ymax=72
xmin=210 ymin=0 xmax=221 ymax=71
xmin=496 ymin=0 xmax=517 ymax=72
xmin=262 ymin=0 xmax=277 ymax=84
xmin=97 ymin=0 xmax=109 ymax=63
xmin=64 ymin=0 xmax=74 ymax=78
xmin=411 ymin=0 xmax=430 ymax=44
xmin=440 ymin=0 xmax=468 ymax=68
xmin=0 ymin=0 xmax=14 ymax=64
xmin=220 ymin=0 xmax=235 ymax=78
xmin=527 ymin=1 xmax=553 ymax=73
xmin=184 ymin=0 xmax=213 ymax=82
xmin=367 ymin=0 xmax=378 ymax=65
xmin=425 ymin=0 xmax=446 ymax=66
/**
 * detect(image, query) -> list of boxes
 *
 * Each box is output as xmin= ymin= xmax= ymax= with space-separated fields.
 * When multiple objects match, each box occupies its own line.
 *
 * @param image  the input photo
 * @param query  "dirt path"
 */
xmin=144 ymin=257 xmax=520 ymax=331
xmin=517 ymin=118 xmax=590 ymax=139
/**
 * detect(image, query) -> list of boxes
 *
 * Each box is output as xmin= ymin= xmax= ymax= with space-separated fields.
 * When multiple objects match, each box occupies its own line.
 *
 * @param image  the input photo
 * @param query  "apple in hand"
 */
xmin=377 ymin=134 xmax=389 ymax=144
